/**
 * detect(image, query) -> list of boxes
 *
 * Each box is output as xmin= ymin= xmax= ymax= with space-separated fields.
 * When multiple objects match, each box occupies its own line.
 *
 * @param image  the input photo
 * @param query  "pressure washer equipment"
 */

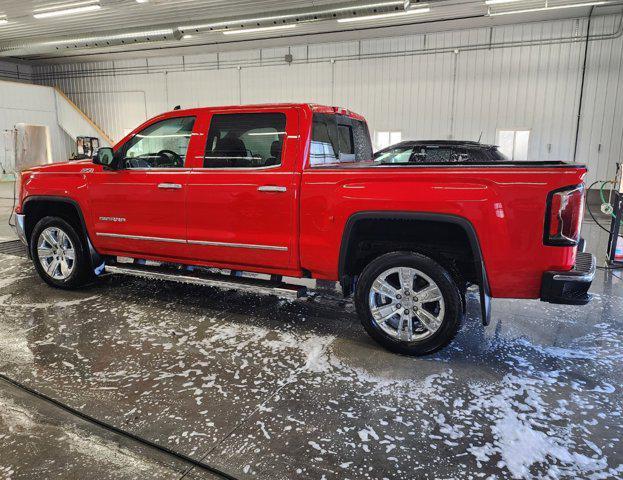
xmin=606 ymin=163 xmax=623 ymax=265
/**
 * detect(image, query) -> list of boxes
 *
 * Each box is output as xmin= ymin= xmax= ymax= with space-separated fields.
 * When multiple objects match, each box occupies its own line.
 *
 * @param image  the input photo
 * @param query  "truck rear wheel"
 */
xmin=30 ymin=216 xmax=92 ymax=290
xmin=355 ymin=251 xmax=462 ymax=356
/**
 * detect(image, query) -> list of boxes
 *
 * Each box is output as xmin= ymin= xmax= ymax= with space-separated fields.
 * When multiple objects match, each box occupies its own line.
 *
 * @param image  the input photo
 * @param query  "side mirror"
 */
xmin=93 ymin=147 xmax=116 ymax=168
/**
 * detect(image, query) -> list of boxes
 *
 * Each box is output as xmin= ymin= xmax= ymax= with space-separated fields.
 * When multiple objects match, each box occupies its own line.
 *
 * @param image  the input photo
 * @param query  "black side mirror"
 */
xmin=93 ymin=147 xmax=116 ymax=169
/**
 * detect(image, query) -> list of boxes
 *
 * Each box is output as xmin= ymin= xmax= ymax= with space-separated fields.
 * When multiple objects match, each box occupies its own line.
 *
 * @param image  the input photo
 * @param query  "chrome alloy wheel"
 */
xmin=37 ymin=226 xmax=76 ymax=280
xmin=368 ymin=267 xmax=445 ymax=342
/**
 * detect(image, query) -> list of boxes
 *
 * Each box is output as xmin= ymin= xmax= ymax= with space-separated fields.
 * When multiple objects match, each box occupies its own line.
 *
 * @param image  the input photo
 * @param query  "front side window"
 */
xmin=203 ymin=113 xmax=286 ymax=168
xmin=120 ymin=116 xmax=195 ymax=169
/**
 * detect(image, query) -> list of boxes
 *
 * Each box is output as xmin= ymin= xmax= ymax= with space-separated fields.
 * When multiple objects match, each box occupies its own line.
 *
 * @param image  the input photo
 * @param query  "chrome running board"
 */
xmin=105 ymin=263 xmax=307 ymax=300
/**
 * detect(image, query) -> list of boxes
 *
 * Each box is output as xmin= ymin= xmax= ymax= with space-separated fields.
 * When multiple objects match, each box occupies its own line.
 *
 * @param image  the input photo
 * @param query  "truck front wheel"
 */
xmin=30 ymin=216 xmax=92 ymax=290
xmin=355 ymin=251 xmax=462 ymax=356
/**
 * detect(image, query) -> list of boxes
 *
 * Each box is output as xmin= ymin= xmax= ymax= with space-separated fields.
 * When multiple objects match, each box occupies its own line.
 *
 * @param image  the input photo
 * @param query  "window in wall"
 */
xmin=203 ymin=113 xmax=286 ymax=168
xmin=120 ymin=116 xmax=196 ymax=168
xmin=375 ymin=131 xmax=402 ymax=150
xmin=496 ymin=129 xmax=530 ymax=161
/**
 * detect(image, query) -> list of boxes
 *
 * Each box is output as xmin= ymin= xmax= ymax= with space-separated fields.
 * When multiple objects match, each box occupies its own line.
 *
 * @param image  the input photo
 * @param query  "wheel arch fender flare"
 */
xmin=22 ymin=195 xmax=104 ymax=274
xmin=338 ymin=211 xmax=491 ymax=325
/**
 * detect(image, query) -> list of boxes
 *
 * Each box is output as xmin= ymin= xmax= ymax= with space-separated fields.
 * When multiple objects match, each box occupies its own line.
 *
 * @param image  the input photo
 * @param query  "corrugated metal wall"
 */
xmin=0 ymin=60 xmax=32 ymax=83
xmin=33 ymin=14 xmax=623 ymax=184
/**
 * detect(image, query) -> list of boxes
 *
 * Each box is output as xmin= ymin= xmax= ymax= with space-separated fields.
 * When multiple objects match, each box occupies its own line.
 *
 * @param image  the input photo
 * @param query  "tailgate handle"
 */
xmin=258 ymin=185 xmax=287 ymax=193
xmin=158 ymin=183 xmax=182 ymax=190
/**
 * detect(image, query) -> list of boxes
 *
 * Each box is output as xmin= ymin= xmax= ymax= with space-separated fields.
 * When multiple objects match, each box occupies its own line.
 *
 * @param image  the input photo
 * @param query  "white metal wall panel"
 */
xmin=33 ymin=15 xmax=623 ymax=183
xmin=578 ymin=15 xmax=623 ymax=183
xmin=0 ymin=80 xmax=71 ymax=170
xmin=167 ymin=68 xmax=240 ymax=109
xmin=241 ymin=62 xmax=333 ymax=105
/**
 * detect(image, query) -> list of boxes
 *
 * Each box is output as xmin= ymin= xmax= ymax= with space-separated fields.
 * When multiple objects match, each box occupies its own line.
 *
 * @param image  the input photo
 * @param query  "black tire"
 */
xmin=355 ymin=251 xmax=462 ymax=356
xmin=30 ymin=216 xmax=93 ymax=290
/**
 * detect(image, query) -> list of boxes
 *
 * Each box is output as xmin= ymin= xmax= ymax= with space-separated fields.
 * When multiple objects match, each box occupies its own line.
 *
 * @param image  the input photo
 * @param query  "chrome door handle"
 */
xmin=158 ymin=183 xmax=182 ymax=189
xmin=258 ymin=185 xmax=287 ymax=192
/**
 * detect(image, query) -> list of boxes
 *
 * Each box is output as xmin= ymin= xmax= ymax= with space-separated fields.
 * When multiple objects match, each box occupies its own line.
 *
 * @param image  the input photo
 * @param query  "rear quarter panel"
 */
xmin=300 ymin=165 xmax=587 ymax=298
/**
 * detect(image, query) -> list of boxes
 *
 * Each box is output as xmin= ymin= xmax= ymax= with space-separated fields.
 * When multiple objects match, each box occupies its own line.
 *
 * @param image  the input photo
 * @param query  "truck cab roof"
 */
xmin=159 ymin=103 xmax=366 ymax=121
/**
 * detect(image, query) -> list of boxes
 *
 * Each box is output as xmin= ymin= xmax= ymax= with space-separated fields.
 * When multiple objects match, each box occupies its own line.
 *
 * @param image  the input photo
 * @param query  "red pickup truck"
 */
xmin=14 ymin=103 xmax=595 ymax=355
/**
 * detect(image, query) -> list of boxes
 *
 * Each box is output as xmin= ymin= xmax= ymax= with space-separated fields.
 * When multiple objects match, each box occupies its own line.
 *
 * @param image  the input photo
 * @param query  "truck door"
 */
xmin=185 ymin=108 xmax=299 ymax=272
xmin=88 ymin=115 xmax=202 ymax=260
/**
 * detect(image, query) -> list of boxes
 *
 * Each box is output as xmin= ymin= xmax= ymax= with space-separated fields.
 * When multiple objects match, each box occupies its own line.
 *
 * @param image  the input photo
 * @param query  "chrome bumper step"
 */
xmin=105 ymin=263 xmax=307 ymax=300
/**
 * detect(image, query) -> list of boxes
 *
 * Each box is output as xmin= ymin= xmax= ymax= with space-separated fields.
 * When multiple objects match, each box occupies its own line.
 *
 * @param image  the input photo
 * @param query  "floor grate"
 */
xmin=0 ymin=240 xmax=27 ymax=258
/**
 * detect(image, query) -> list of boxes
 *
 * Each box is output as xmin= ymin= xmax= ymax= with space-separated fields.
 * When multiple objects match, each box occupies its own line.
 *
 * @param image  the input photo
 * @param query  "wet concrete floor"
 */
xmin=0 ymin=217 xmax=621 ymax=479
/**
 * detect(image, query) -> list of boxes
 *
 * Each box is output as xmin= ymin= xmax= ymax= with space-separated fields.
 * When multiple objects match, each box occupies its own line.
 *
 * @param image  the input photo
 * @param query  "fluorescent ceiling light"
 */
xmin=484 ymin=0 xmax=523 ymax=5
xmin=337 ymin=7 xmax=429 ymax=22
xmin=182 ymin=34 xmax=193 ymax=39
xmin=180 ymin=1 xmax=403 ymax=31
xmin=0 ymin=17 xmax=7 ymax=25
xmin=33 ymin=0 xmax=98 ymax=11
xmin=34 ymin=4 xmax=101 ymax=19
xmin=223 ymin=24 xmax=296 ymax=35
xmin=489 ymin=0 xmax=607 ymax=15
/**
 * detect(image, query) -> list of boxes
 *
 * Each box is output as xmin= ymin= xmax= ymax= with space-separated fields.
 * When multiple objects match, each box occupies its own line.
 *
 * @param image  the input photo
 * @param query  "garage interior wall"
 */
xmin=0 ymin=80 xmax=72 ymax=175
xmin=0 ymin=60 xmax=33 ymax=83
xmin=32 ymin=14 xmax=623 ymax=184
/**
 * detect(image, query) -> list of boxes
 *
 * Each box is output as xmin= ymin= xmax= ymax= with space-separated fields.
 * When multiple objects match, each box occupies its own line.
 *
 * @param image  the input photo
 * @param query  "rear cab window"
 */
xmin=309 ymin=112 xmax=373 ymax=167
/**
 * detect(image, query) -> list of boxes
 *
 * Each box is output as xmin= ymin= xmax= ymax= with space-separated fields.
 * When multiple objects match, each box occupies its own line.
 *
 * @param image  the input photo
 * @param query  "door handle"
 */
xmin=158 ymin=183 xmax=182 ymax=190
xmin=258 ymin=185 xmax=287 ymax=192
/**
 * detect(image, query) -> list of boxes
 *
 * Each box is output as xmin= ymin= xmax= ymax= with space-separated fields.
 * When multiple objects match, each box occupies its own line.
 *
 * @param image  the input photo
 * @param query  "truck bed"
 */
xmin=300 ymin=162 xmax=588 ymax=299
xmin=312 ymin=160 xmax=585 ymax=168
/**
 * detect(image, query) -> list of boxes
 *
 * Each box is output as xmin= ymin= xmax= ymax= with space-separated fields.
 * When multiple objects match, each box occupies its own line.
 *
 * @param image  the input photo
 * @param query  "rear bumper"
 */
xmin=540 ymin=251 xmax=596 ymax=305
xmin=15 ymin=214 xmax=27 ymax=246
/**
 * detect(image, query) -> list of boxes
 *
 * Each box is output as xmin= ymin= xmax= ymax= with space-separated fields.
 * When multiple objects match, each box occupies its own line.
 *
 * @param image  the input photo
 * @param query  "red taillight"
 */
xmin=544 ymin=185 xmax=584 ymax=246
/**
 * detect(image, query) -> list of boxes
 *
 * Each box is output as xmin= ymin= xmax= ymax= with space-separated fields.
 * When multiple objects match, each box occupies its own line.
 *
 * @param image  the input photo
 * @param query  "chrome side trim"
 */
xmin=96 ymin=232 xmax=287 ymax=251
xmin=15 ymin=214 xmax=27 ymax=245
xmin=188 ymin=239 xmax=288 ymax=251
xmin=96 ymin=232 xmax=186 ymax=244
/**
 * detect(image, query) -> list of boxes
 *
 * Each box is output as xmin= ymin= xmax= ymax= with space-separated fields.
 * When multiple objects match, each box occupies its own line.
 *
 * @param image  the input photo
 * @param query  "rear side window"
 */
xmin=203 ymin=113 xmax=286 ymax=168
xmin=310 ymin=113 xmax=373 ymax=166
